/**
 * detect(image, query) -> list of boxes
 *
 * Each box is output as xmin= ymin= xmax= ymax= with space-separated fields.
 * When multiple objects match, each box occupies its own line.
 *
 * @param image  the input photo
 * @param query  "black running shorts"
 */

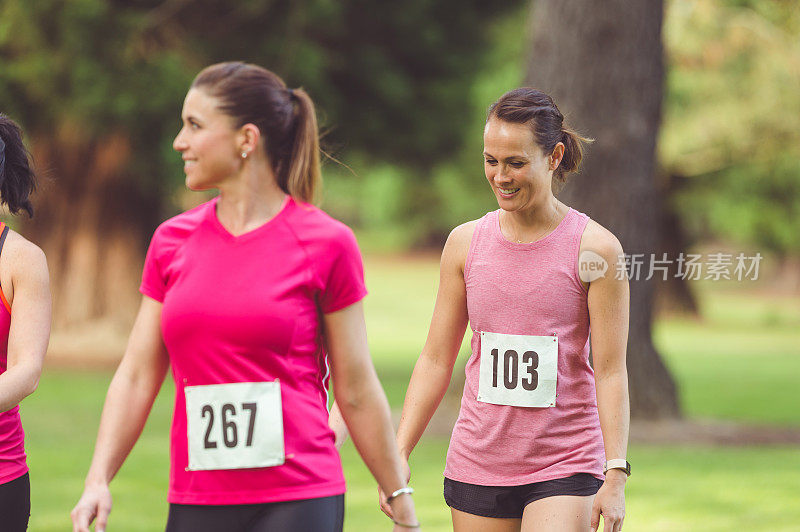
xmin=444 ymin=473 xmax=603 ymax=519
xmin=165 ymin=494 xmax=344 ymax=532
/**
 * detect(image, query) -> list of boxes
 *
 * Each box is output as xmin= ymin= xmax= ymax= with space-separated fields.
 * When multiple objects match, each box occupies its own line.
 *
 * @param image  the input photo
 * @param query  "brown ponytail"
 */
xmin=192 ymin=62 xmax=322 ymax=203
xmin=0 ymin=115 xmax=36 ymax=217
xmin=283 ymin=89 xmax=320 ymax=203
xmin=488 ymin=88 xmax=593 ymax=189
xmin=557 ymin=126 xmax=591 ymax=183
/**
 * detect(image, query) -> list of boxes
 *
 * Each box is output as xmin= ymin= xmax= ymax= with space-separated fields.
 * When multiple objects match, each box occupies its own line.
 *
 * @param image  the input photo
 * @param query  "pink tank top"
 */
xmin=443 ymin=208 xmax=605 ymax=485
xmin=0 ymin=222 xmax=28 ymax=485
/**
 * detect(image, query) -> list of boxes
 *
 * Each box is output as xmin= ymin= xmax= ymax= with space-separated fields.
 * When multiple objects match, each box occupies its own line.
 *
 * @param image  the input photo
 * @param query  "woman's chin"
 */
xmin=495 ymin=194 xmax=523 ymax=211
xmin=185 ymin=176 xmax=213 ymax=191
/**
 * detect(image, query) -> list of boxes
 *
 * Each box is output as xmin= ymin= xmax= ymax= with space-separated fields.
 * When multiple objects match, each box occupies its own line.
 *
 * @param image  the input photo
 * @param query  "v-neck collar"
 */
xmin=206 ymin=195 xmax=293 ymax=243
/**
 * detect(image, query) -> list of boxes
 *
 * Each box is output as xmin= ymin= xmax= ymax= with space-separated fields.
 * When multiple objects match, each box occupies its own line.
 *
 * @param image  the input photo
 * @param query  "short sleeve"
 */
xmin=139 ymin=226 xmax=167 ymax=302
xmin=318 ymin=226 xmax=368 ymax=314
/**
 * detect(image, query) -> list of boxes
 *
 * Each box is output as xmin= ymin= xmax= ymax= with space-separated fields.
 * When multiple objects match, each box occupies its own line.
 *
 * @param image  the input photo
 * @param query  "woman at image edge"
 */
xmin=71 ymin=62 xmax=418 ymax=532
xmin=0 ymin=115 xmax=51 ymax=532
xmin=382 ymin=88 xmax=630 ymax=532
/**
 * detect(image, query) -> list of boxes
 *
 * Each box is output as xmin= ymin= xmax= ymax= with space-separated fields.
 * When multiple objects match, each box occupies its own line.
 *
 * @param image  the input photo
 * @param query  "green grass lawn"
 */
xmin=19 ymin=256 xmax=800 ymax=531
xmin=340 ymin=439 xmax=800 ymax=532
xmin=654 ymin=286 xmax=800 ymax=426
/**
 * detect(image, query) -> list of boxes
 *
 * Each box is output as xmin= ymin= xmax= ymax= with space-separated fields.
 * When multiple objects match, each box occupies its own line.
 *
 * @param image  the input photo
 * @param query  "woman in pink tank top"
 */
xmin=0 ymin=115 xmax=52 ymax=532
xmin=385 ymin=89 xmax=630 ymax=532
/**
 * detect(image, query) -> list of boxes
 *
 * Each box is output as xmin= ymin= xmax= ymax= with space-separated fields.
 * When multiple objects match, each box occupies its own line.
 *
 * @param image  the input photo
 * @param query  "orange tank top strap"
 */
xmin=0 ymin=222 xmax=10 ymax=314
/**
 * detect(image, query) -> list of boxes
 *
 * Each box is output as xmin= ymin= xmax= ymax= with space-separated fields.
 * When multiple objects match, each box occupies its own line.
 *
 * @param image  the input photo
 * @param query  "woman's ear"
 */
xmin=550 ymin=142 xmax=565 ymax=171
xmin=239 ymin=123 xmax=261 ymax=157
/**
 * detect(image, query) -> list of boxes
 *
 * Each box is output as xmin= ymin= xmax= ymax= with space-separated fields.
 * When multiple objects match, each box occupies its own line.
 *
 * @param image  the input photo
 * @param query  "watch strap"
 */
xmin=603 ymin=459 xmax=631 ymax=476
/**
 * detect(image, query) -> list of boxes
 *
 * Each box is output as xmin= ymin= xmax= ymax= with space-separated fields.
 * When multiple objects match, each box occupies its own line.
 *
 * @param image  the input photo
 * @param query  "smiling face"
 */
xmin=173 ymin=88 xmax=244 ymax=190
xmin=483 ymin=117 xmax=561 ymax=213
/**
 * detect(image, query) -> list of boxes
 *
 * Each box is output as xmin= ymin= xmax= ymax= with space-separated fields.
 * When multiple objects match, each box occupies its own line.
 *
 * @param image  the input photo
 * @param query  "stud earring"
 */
xmin=241 ymin=152 xmax=248 ymax=159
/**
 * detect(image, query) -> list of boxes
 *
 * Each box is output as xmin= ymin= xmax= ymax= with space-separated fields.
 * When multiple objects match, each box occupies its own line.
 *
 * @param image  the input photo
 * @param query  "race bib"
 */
xmin=477 ymin=331 xmax=558 ymax=408
xmin=185 ymin=381 xmax=284 ymax=471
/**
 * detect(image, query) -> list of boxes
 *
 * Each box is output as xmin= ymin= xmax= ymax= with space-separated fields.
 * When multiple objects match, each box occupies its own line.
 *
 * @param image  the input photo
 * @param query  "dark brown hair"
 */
xmin=487 ymin=88 xmax=592 ymax=188
xmin=191 ymin=62 xmax=320 ymax=203
xmin=0 ymin=115 xmax=36 ymax=217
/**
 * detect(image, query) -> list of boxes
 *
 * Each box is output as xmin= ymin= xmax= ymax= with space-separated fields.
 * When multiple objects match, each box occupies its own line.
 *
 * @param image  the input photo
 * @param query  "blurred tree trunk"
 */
xmin=656 ymin=173 xmax=699 ymax=316
xmin=24 ymin=126 xmax=160 ymax=331
xmin=526 ymin=0 xmax=680 ymax=418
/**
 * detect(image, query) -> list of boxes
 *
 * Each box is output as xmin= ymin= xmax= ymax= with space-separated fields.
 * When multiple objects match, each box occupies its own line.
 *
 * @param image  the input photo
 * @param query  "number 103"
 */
xmin=490 ymin=349 xmax=539 ymax=390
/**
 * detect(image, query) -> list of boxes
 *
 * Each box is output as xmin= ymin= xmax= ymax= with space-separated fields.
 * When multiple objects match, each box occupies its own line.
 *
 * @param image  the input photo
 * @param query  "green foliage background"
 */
xmin=661 ymin=0 xmax=800 ymax=256
xmin=0 ymin=0 xmax=522 ymax=225
xmin=2 ymin=0 xmax=798 ymax=253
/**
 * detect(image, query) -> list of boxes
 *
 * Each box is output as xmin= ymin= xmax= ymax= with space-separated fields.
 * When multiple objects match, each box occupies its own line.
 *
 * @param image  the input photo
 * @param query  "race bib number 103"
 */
xmin=185 ymin=381 xmax=284 ymax=471
xmin=477 ymin=331 xmax=558 ymax=408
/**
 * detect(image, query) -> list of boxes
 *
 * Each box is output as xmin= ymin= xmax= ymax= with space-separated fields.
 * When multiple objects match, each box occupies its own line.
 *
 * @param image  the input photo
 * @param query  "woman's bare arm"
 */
xmin=0 ymin=237 xmax=50 ymax=412
xmin=71 ymin=296 xmax=170 ymax=532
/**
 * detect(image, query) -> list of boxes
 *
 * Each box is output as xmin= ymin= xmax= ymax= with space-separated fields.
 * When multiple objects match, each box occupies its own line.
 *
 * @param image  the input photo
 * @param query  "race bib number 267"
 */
xmin=185 ymin=381 xmax=284 ymax=471
xmin=477 ymin=331 xmax=558 ymax=408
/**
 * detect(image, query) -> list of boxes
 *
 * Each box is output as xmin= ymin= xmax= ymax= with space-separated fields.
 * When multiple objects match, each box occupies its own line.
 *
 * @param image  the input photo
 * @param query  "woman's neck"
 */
xmin=500 ymin=196 xmax=565 ymax=243
xmin=215 ymin=164 xmax=287 ymax=235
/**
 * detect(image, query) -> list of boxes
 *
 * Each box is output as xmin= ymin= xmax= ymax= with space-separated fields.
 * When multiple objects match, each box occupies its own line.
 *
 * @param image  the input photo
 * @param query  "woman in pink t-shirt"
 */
xmin=0 ymin=115 xmax=52 ymax=532
xmin=384 ymin=88 xmax=630 ymax=532
xmin=71 ymin=62 xmax=418 ymax=532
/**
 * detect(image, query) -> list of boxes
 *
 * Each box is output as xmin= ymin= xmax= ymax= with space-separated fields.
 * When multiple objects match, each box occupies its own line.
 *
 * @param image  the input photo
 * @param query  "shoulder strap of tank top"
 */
xmin=464 ymin=211 xmax=495 ymax=279
xmin=566 ymin=209 xmax=589 ymax=248
xmin=0 ymin=223 xmax=8 ymax=258
xmin=565 ymin=208 xmax=588 ymax=233
xmin=0 ymin=223 xmax=8 ymax=306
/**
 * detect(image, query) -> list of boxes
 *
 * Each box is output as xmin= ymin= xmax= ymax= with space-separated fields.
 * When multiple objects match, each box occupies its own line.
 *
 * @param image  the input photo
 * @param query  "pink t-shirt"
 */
xmin=444 ymin=208 xmax=606 ymax=486
xmin=140 ymin=196 xmax=367 ymax=505
xmin=0 ymin=222 xmax=28 ymax=485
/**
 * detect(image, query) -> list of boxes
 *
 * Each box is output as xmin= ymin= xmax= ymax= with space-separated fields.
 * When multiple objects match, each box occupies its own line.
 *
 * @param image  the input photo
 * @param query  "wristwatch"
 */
xmin=603 ymin=459 xmax=631 ymax=476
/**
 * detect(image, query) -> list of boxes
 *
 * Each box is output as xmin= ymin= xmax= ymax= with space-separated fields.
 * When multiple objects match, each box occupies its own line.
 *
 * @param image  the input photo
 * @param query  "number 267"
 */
xmin=201 ymin=402 xmax=257 ymax=449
